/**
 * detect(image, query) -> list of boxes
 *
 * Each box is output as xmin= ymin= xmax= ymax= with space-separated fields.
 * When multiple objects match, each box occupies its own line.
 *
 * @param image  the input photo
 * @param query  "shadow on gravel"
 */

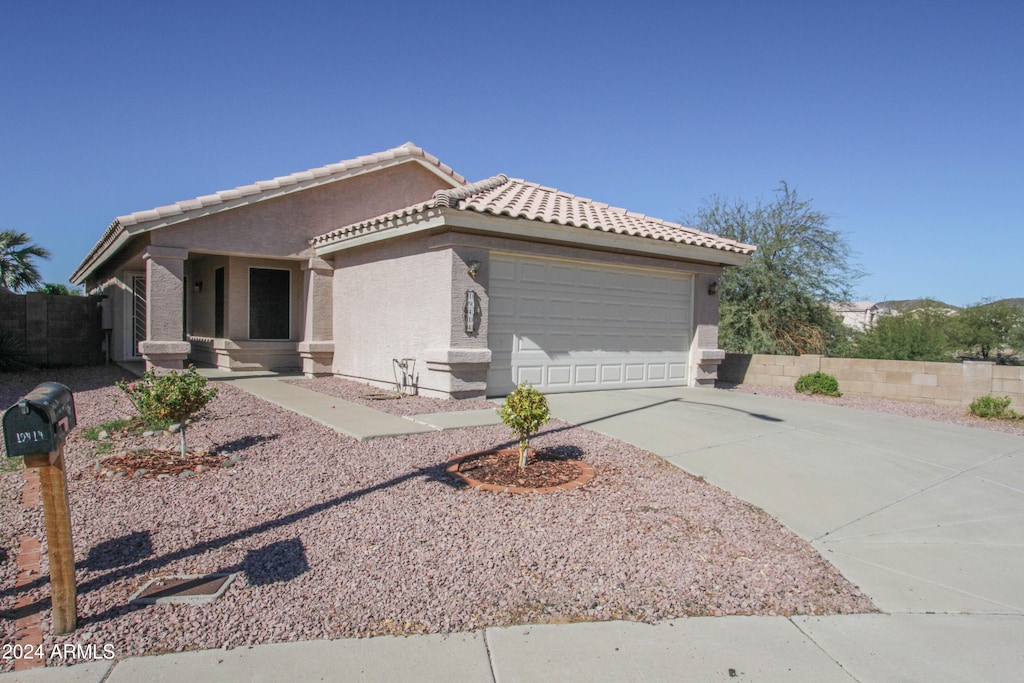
xmin=1 ymin=462 xmax=461 ymax=626
xmin=217 ymin=433 xmax=280 ymax=453
xmin=239 ymin=538 xmax=309 ymax=586
xmin=83 ymin=531 xmax=153 ymax=571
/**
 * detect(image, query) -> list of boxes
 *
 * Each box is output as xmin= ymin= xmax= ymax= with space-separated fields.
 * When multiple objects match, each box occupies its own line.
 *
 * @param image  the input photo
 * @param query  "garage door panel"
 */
xmin=624 ymin=364 xmax=646 ymax=382
xmin=487 ymin=254 xmax=691 ymax=395
xmin=669 ymin=306 xmax=689 ymax=324
xmin=547 ymin=366 xmax=573 ymax=386
xmin=520 ymin=262 xmax=549 ymax=285
xmin=517 ymin=366 xmax=544 ymax=386
xmin=574 ymin=365 xmax=599 ymax=384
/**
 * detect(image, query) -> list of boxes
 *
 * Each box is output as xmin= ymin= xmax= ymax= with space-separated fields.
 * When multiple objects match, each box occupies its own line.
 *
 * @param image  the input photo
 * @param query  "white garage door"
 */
xmin=487 ymin=254 xmax=692 ymax=395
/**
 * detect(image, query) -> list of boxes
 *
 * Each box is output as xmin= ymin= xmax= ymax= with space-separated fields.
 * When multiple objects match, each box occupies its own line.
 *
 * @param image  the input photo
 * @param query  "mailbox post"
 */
xmin=3 ymin=382 xmax=78 ymax=635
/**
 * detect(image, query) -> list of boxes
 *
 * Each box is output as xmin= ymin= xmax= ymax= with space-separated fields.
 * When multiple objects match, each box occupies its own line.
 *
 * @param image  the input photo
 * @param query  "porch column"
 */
xmin=298 ymin=256 xmax=334 ymax=377
xmin=689 ymin=272 xmax=726 ymax=387
xmin=139 ymin=246 xmax=190 ymax=373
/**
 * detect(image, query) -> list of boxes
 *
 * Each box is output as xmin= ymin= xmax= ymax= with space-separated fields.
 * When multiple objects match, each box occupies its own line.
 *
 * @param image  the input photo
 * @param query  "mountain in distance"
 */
xmin=875 ymin=297 xmax=1023 ymax=313
xmin=876 ymin=298 xmax=960 ymax=313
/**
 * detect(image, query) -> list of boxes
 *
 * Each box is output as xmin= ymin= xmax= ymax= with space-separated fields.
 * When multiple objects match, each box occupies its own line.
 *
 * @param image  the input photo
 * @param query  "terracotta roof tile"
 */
xmin=313 ymin=175 xmax=756 ymax=256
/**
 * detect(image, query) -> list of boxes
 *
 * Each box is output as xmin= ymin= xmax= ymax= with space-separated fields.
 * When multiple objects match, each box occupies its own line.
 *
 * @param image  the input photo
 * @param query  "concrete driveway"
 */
xmin=545 ymin=386 xmax=1024 ymax=615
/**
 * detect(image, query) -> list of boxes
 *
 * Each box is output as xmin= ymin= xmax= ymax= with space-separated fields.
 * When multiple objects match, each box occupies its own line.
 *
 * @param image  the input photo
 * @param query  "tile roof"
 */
xmin=312 ymin=175 xmax=756 ymax=256
xmin=73 ymin=143 xmax=464 ymax=282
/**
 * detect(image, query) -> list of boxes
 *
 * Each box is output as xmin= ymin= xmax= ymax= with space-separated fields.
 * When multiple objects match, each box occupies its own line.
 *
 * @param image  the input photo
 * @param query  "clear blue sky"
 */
xmin=2 ymin=1 xmax=1021 ymax=307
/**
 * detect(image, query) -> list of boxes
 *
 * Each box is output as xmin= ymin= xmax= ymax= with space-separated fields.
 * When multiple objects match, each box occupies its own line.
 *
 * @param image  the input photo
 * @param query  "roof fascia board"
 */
xmin=71 ymin=229 xmax=132 ymax=284
xmin=448 ymin=212 xmax=753 ymax=266
xmin=315 ymin=209 xmax=752 ymax=267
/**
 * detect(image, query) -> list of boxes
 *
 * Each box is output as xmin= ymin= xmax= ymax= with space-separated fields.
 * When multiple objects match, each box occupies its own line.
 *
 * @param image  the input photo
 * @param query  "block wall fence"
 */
xmin=0 ymin=289 xmax=106 ymax=367
xmin=719 ymin=353 xmax=1024 ymax=408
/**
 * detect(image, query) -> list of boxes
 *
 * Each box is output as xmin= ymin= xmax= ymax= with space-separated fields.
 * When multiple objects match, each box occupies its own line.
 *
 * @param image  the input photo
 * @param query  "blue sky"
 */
xmin=2 ymin=1 xmax=1020 ymax=307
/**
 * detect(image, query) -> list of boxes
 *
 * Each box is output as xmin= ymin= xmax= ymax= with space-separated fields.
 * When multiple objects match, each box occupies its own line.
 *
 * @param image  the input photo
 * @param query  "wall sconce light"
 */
xmin=467 ymin=261 xmax=481 ymax=278
xmin=708 ymin=281 xmax=718 ymax=295
xmin=194 ymin=281 xmax=203 ymax=293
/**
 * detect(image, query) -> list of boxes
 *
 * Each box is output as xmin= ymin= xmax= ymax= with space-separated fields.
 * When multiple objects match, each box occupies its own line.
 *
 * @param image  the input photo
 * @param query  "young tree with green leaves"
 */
xmin=951 ymin=300 xmax=1024 ymax=359
xmin=689 ymin=183 xmax=862 ymax=356
xmin=0 ymin=230 xmax=51 ymax=293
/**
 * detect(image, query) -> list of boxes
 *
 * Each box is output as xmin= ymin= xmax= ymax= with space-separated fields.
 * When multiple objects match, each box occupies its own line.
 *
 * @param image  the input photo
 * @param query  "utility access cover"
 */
xmin=130 ymin=573 xmax=235 ymax=605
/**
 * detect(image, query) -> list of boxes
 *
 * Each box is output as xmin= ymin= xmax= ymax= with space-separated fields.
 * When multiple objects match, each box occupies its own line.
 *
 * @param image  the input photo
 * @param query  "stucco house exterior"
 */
xmin=830 ymin=301 xmax=880 ymax=332
xmin=71 ymin=143 xmax=755 ymax=398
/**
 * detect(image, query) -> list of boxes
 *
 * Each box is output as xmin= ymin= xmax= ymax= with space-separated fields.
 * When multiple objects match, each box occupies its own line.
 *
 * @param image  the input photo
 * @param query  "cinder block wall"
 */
xmin=0 ymin=291 xmax=106 ymax=367
xmin=720 ymin=353 xmax=1024 ymax=408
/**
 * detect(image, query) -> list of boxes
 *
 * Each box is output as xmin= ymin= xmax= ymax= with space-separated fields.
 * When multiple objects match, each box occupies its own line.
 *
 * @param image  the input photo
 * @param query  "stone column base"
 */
xmin=423 ymin=348 xmax=492 ymax=398
xmin=298 ymin=341 xmax=335 ymax=377
xmin=139 ymin=341 xmax=191 ymax=374
xmin=692 ymin=348 xmax=726 ymax=387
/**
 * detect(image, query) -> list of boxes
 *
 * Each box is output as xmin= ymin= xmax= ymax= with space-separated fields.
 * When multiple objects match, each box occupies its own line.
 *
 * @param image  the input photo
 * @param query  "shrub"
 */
xmin=0 ymin=330 xmax=28 ymax=372
xmin=117 ymin=365 xmax=218 ymax=457
xmin=795 ymin=371 xmax=842 ymax=397
xmin=969 ymin=395 xmax=1020 ymax=420
xmin=497 ymin=382 xmax=551 ymax=470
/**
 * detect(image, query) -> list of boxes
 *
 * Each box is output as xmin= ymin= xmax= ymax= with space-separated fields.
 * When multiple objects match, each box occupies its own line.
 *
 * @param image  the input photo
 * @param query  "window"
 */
xmin=249 ymin=268 xmax=290 ymax=340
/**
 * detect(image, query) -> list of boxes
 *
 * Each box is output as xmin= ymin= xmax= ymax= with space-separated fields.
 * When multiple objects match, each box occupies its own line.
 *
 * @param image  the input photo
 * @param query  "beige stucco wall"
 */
xmin=719 ymin=353 xmax=1024 ymax=408
xmin=149 ymin=163 xmax=450 ymax=259
xmin=331 ymin=234 xmax=456 ymax=396
xmin=329 ymin=229 xmax=729 ymax=397
xmin=83 ymin=236 xmax=150 ymax=362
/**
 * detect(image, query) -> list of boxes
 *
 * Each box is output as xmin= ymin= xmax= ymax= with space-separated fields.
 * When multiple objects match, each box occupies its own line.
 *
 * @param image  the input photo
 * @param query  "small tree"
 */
xmin=497 ymin=383 xmax=551 ymax=470
xmin=117 ymin=366 xmax=218 ymax=458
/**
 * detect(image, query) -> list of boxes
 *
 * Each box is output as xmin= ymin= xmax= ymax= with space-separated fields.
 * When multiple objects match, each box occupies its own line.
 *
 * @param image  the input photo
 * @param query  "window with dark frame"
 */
xmin=249 ymin=268 xmax=290 ymax=340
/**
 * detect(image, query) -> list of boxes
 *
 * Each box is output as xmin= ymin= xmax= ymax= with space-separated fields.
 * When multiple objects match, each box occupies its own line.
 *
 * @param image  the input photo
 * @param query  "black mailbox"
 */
xmin=3 ymin=382 xmax=77 ymax=458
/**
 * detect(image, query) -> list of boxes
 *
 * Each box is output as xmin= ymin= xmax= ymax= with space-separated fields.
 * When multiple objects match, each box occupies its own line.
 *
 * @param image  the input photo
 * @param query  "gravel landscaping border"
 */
xmin=2 ymin=366 xmax=873 ymax=670
xmin=719 ymin=382 xmax=1024 ymax=438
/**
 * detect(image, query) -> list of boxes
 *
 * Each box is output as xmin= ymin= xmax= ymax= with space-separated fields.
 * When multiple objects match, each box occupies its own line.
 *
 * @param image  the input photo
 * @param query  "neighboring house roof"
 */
xmin=830 ymin=301 xmax=878 ymax=313
xmin=312 ymin=175 xmax=756 ymax=259
xmin=71 ymin=142 xmax=465 ymax=284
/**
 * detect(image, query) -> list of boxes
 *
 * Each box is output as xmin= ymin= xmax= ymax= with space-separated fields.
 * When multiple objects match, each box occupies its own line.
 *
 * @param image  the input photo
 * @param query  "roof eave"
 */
xmin=72 ymin=151 xmax=464 ymax=284
xmin=315 ymin=208 xmax=754 ymax=267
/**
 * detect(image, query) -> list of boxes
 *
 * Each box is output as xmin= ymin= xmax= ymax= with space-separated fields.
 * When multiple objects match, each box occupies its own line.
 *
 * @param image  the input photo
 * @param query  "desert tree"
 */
xmin=688 ymin=183 xmax=862 ymax=356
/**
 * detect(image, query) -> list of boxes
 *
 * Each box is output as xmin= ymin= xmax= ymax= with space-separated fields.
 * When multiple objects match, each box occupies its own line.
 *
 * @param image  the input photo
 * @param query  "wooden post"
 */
xmin=24 ymin=446 xmax=77 ymax=635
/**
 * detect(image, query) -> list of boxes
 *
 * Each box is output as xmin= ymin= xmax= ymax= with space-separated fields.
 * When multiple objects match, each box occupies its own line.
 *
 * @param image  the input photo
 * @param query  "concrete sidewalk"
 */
xmin=6 ymin=614 xmax=1023 ymax=682
xmin=6 ymin=384 xmax=1024 ymax=681
xmin=210 ymin=374 xmax=503 ymax=440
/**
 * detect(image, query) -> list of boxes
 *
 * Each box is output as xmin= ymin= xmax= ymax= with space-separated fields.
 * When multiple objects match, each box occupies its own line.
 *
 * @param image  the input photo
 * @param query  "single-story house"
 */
xmin=71 ymin=143 xmax=755 ymax=398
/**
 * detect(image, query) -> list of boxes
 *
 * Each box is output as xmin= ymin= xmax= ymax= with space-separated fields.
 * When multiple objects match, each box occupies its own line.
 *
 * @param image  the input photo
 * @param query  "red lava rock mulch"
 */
xmin=97 ymin=449 xmax=225 ymax=477
xmin=449 ymin=448 xmax=596 ymax=493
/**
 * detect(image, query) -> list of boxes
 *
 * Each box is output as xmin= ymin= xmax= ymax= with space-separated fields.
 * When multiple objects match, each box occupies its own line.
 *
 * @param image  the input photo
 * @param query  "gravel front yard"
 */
xmin=282 ymin=377 xmax=497 ymax=416
xmin=2 ymin=366 xmax=873 ymax=669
